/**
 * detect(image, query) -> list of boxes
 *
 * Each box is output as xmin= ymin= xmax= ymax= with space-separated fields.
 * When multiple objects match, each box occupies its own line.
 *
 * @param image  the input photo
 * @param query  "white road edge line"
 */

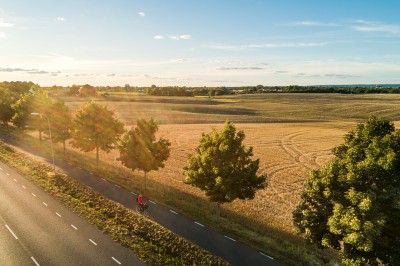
xmin=31 ymin=256 xmax=40 ymax=266
xmin=224 ymin=235 xmax=236 ymax=242
xmin=169 ymin=210 xmax=178 ymax=215
xmin=259 ymin=252 xmax=274 ymax=260
xmin=5 ymin=224 xmax=18 ymax=240
xmin=56 ymin=212 xmax=62 ymax=218
xmin=43 ymin=202 xmax=48 ymax=207
xmin=71 ymin=224 xmax=78 ymax=230
xmin=149 ymin=200 xmax=156 ymax=204
xmin=89 ymin=239 xmax=98 ymax=246
xmin=112 ymin=257 xmax=122 ymax=265
xmin=194 ymin=221 xmax=205 ymax=227
xmin=31 ymin=193 xmax=37 ymax=197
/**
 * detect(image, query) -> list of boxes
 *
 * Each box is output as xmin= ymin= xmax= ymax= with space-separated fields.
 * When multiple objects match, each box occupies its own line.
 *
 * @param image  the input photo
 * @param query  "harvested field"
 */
xmin=37 ymin=92 xmax=400 ymax=263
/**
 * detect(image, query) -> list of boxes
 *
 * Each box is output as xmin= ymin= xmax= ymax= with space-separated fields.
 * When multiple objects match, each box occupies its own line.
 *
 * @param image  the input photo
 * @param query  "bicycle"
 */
xmin=136 ymin=203 xmax=149 ymax=217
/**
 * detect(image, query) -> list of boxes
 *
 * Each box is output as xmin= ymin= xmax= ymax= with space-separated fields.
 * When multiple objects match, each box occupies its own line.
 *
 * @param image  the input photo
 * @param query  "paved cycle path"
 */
xmin=0 ymin=135 xmax=285 ymax=266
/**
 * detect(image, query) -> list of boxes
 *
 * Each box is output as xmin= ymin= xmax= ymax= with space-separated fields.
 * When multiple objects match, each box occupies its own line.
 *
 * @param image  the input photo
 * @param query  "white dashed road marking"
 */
xmin=224 ymin=235 xmax=236 ymax=242
xmin=56 ymin=212 xmax=62 ymax=218
xmin=130 ymin=192 xmax=136 ymax=195
xmin=260 ymin=252 xmax=274 ymax=260
xmin=169 ymin=210 xmax=178 ymax=215
xmin=6 ymin=172 xmax=10 ymax=176
xmin=89 ymin=239 xmax=98 ymax=246
xmin=112 ymin=257 xmax=122 ymax=265
xmin=115 ymin=184 xmax=120 ymax=188
xmin=70 ymin=224 xmax=78 ymax=230
xmin=5 ymin=224 xmax=18 ymax=240
xmin=149 ymin=200 xmax=156 ymax=204
xmin=43 ymin=202 xmax=48 ymax=207
xmin=31 ymin=256 xmax=40 ymax=266
xmin=195 ymin=222 xmax=205 ymax=227
xmin=22 ymin=185 xmax=26 ymax=189
xmin=13 ymin=178 xmax=17 ymax=182
xmin=31 ymin=193 xmax=37 ymax=197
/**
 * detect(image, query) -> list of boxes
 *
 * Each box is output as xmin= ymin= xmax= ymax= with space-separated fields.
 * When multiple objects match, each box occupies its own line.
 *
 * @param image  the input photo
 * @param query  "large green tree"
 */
xmin=118 ymin=118 xmax=170 ymax=191
xmin=184 ymin=120 xmax=266 ymax=217
xmin=71 ymin=102 xmax=125 ymax=168
xmin=293 ymin=116 xmax=400 ymax=265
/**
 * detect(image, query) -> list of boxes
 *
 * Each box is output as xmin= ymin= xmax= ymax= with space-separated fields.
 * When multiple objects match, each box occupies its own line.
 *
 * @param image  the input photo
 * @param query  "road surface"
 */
xmin=0 ymin=160 xmax=145 ymax=266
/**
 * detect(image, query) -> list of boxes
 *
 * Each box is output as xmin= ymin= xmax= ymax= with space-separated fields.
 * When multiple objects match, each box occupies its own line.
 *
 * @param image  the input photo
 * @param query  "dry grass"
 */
xmin=38 ymin=92 xmax=400 ymax=264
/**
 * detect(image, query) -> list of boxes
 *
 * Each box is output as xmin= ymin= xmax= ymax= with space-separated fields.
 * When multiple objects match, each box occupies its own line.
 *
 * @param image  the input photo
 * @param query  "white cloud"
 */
xmin=0 ymin=32 xmax=6 ymax=38
xmin=169 ymin=34 xmax=192 ymax=40
xmin=0 ymin=18 xmax=13 ymax=27
xmin=205 ymin=42 xmax=328 ymax=51
xmin=352 ymin=23 xmax=400 ymax=34
xmin=179 ymin=34 xmax=191 ymax=40
xmin=56 ymin=17 xmax=66 ymax=22
xmin=138 ymin=12 xmax=145 ymax=17
xmin=154 ymin=35 xmax=164 ymax=40
xmin=293 ymin=21 xmax=338 ymax=27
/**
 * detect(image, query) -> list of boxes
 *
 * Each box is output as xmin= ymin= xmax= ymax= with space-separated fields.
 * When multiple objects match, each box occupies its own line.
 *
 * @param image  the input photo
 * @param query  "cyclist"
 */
xmin=137 ymin=194 xmax=148 ymax=213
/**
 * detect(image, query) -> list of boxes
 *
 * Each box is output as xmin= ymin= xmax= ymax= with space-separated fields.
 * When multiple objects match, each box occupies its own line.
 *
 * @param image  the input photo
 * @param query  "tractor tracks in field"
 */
xmin=265 ymin=131 xmax=330 ymax=208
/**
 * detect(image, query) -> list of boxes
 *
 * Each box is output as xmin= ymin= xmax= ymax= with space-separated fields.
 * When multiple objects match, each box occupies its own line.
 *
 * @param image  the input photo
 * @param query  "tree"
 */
xmin=118 ymin=118 xmax=170 ymax=191
xmin=71 ymin=102 xmax=125 ymax=168
xmin=0 ymin=86 xmax=17 ymax=125
xmin=46 ymin=100 xmax=73 ymax=156
xmin=293 ymin=116 xmax=400 ymax=266
xmin=184 ymin=120 xmax=266 ymax=217
xmin=11 ymin=88 xmax=52 ymax=142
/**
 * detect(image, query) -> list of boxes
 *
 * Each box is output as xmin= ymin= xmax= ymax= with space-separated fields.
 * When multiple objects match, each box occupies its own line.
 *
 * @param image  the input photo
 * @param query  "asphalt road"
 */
xmin=0 ymin=161 xmax=145 ymax=266
xmin=0 ymin=136 xmax=285 ymax=266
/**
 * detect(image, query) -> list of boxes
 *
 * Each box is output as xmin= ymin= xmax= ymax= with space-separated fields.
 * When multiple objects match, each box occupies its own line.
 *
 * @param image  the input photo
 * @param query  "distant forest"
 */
xmin=4 ymin=81 xmax=400 ymax=97
xmin=48 ymin=83 xmax=400 ymax=97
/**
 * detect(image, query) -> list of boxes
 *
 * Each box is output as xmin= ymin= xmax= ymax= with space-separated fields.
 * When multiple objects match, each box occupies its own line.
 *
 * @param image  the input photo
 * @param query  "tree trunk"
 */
xmin=144 ymin=171 xmax=147 ymax=192
xmin=96 ymin=146 xmax=99 ymax=168
xmin=63 ymin=141 xmax=66 ymax=157
xmin=216 ymin=202 xmax=221 ymax=219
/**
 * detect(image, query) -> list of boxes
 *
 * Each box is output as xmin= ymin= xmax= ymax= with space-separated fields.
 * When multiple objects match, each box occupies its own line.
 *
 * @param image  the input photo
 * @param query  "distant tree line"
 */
xmin=43 ymin=83 xmax=400 ymax=97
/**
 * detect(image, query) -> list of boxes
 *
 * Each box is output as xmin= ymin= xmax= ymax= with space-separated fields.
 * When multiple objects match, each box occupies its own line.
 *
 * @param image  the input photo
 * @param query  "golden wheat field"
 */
xmin=55 ymin=92 xmax=400 ymax=234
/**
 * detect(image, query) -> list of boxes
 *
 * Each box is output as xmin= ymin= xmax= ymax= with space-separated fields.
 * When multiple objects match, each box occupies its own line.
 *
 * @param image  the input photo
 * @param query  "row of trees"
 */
xmin=2 ymin=83 xmax=267 ymax=218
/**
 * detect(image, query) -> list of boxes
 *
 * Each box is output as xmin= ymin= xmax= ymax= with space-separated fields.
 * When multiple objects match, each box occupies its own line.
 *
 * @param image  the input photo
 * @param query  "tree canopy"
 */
xmin=293 ymin=116 xmax=400 ymax=265
xmin=71 ymin=102 xmax=125 ymax=167
xmin=118 ymin=118 xmax=170 ymax=190
xmin=184 ymin=120 xmax=266 ymax=216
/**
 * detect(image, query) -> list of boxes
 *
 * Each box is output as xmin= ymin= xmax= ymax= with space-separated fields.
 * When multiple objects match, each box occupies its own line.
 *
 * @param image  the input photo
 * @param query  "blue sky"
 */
xmin=0 ymin=0 xmax=400 ymax=86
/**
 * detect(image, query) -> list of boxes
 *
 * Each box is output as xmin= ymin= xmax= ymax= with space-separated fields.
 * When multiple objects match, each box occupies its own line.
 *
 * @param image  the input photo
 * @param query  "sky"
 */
xmin=0 ymin=0 xmax=400 ymax=87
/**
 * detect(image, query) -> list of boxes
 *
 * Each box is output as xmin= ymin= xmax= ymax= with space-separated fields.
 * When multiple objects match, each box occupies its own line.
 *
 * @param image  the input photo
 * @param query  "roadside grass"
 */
xmin=0 ymin=139 xmax=229 ymax=266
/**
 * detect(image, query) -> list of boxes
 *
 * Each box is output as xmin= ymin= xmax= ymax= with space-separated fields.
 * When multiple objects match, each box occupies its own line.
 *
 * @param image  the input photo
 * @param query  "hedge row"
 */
xmin=0 ymin=141 xmax=230 ymax=266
